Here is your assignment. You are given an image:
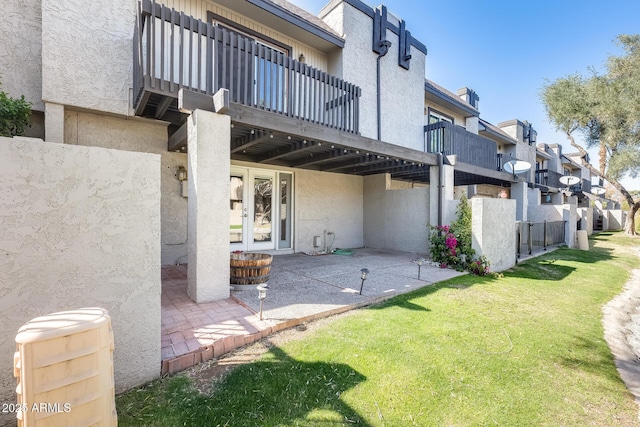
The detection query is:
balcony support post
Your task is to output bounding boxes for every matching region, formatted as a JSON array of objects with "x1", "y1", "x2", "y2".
[
  {"x1": 430, "y1": 153, "x2": 455, "y2": 228},
  {"x1": 187, "y1": 109, "x2": 231, "y2": 303}
]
